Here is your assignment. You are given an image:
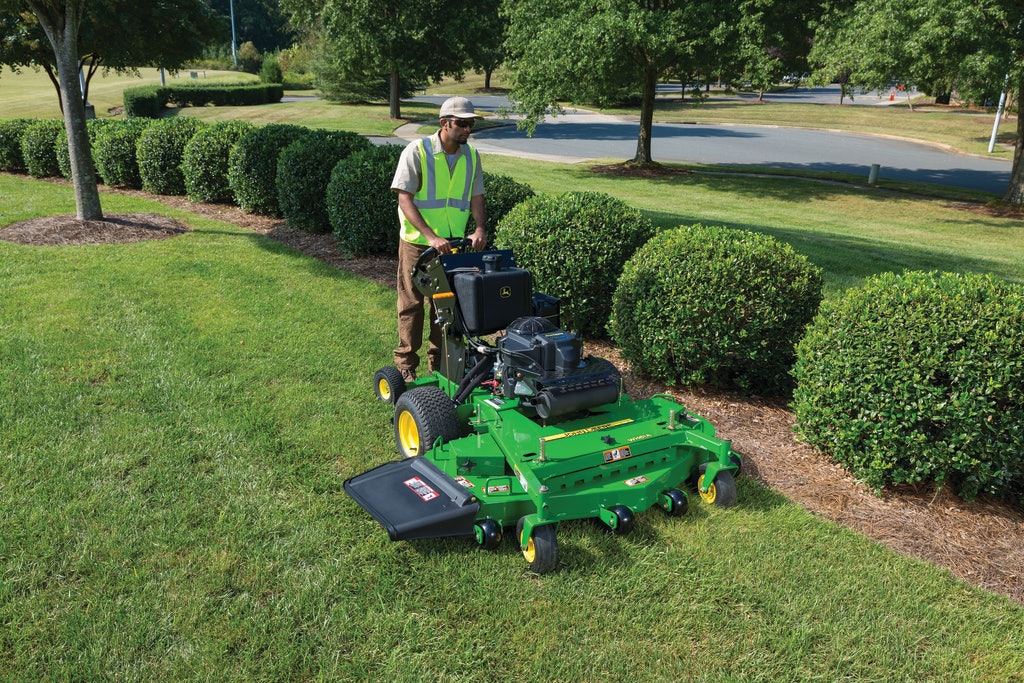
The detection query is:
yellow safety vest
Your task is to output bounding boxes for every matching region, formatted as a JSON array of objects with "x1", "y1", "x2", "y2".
[{"x1": 401, "y1": 137, "x2": 480, "y2": 245}]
